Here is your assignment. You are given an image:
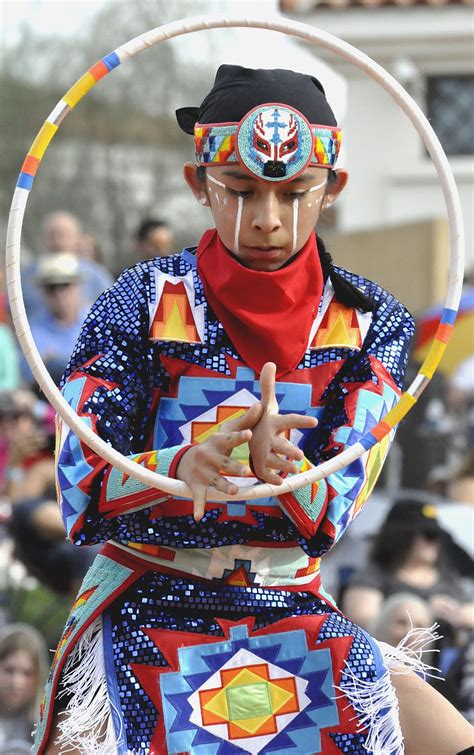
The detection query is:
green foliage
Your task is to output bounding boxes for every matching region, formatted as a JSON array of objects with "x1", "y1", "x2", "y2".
[{"x1": 7, "y1": 582, "x2": 71, "y2": 650}]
